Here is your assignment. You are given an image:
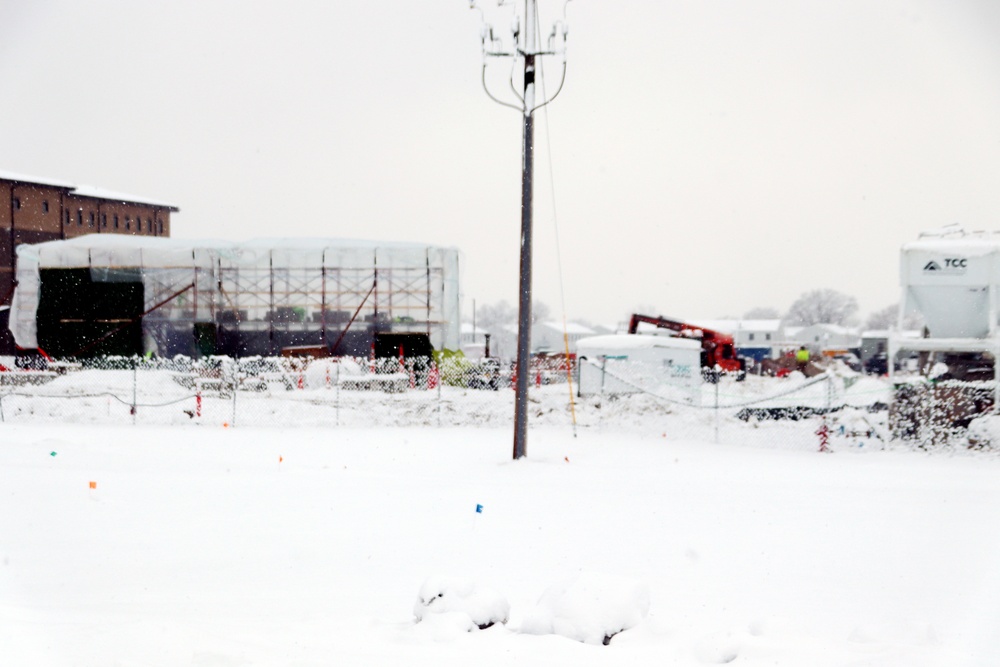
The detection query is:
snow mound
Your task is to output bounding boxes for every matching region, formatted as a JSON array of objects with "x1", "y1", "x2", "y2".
[
  {"x1": 843, "y1": 376, "x2": 892, "y2": 407},
  {"x1": 413, "y1": 576, "x2": 510, "y2": 630},
  {"x1": 520, "y1": 571, "x2": 651, "y2": 645},
  {"x1": 968, "y1": 415, "x2": 1000, "y2": 448},
  {"x1": 303, "y1": 358, "x2": 366, "y2": 388}
]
